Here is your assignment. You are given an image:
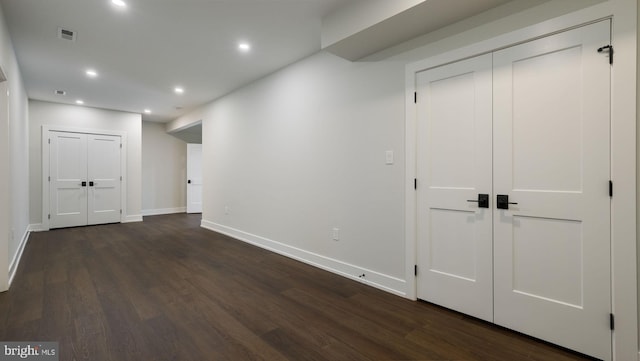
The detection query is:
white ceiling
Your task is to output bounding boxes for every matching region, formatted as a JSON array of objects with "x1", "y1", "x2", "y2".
[
  {"x1": 2, "y1": 0, "x2": 535, "y2": 124},
  {"x1": 1, "y1": 0, "x2": 349, "y2": 122}
]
